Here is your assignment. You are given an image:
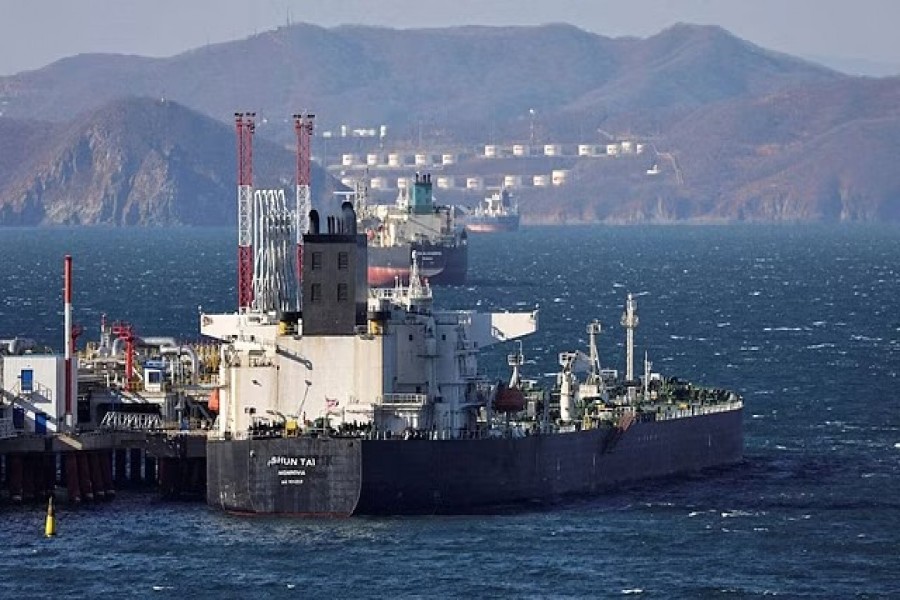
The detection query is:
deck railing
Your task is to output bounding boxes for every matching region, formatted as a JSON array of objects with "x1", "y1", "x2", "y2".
[{"x1": 0, "y1": 417, "x2": 15, "y2": 439}]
